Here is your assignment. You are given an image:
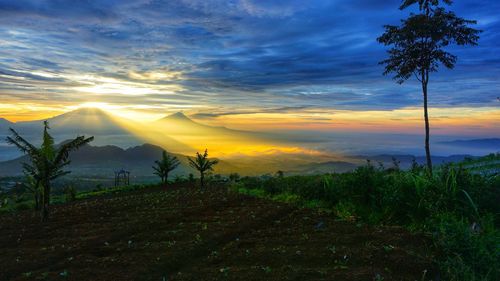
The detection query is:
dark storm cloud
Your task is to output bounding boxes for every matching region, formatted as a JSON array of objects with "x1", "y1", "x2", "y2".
[{"x1": 0, "y1": 0, "x2": 498, "y2": 111}]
